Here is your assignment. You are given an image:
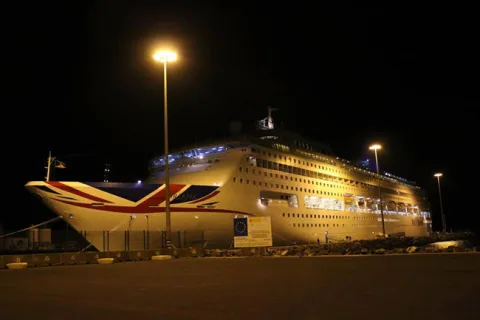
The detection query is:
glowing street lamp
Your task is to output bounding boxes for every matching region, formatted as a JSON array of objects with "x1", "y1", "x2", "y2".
[
  {"x1": 153, "y1": 49, "x2": 177, "y2": 249},
  {"x1": 434, "y1": 173, "x2": 446, "y2": 233},
  {"x1": 369, "y1": 144, "x2": 386, "y2": 238}
]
